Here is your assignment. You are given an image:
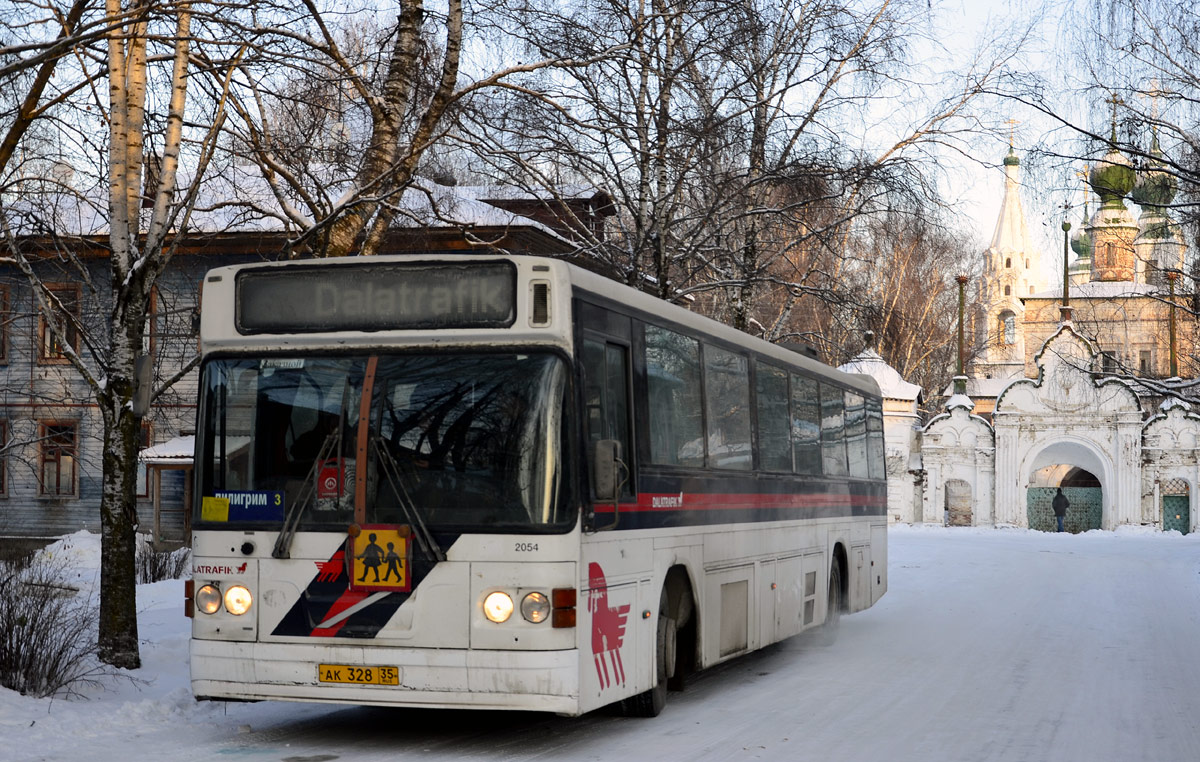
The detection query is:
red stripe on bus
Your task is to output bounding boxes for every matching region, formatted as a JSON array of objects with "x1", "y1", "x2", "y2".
[
  {"x1": 310, "y1": 588, "x2": 371, "y2": 637},
  {"x1": 596, "y1": 492, "x2": 887, "y2": 513}
]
